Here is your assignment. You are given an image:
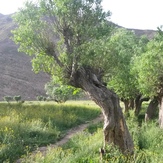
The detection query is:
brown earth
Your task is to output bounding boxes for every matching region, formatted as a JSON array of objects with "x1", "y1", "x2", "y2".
[
  {"x1": 0, "y1": 14, "x2": 50, "y2": 100},
  {"x1": 0, "y1": 13, "x2": 156, "y2": 100}
]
